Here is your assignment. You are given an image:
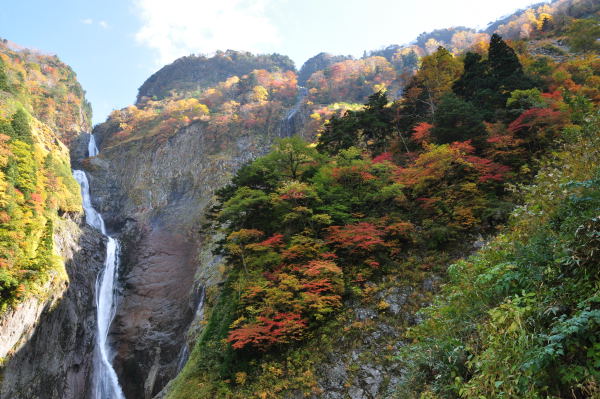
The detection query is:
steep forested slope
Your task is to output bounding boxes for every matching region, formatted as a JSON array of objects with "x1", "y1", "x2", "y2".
[
  {"x1": 159, "y1": 9, "x2": 600, "y2": 399},
  {"x1": 0, "y1": 39, "x2": 90, "y2": 312},
  {"x1": 396, "y1": 113, "x2": 600, "y2": 398}
]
